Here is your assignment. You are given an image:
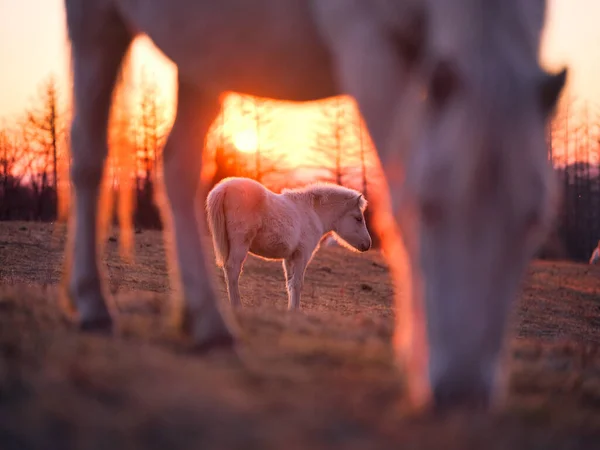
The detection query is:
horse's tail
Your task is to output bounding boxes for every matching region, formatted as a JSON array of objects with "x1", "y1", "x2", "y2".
[{"x1": 206, "y1": 185, "x2": 229, "y2": 267}]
